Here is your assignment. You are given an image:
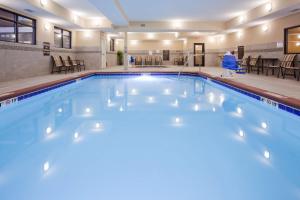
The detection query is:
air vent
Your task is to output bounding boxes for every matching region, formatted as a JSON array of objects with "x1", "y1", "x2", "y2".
[
  {"x1": 290, "y1": 8, "x2": 300, "y2": 13},
  {"x1": 24, "y1": 9, "x2": 34, "y2": 13},
  {"x1": 140, "y1": 24, "x2": 146, "y2": 27}
]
